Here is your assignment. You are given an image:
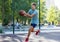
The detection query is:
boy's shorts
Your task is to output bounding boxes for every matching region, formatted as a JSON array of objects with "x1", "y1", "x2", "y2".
[{"x1": 31, "y1": 23, "x2": 37, "y2": 28}]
